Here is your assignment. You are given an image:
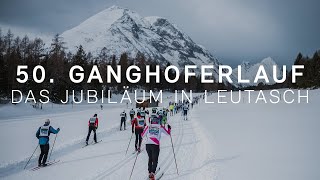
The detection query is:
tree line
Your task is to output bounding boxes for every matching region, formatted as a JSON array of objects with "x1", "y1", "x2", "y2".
[
  {"x1": 0, "y1": 30, "x2": 227, "y2": 103},
  {"x1": 287, "y1": 51, "x2": 320, "y2": 88},
  {"x1": 1, "y1": 29, "x2": 318, "y2": 103}
]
